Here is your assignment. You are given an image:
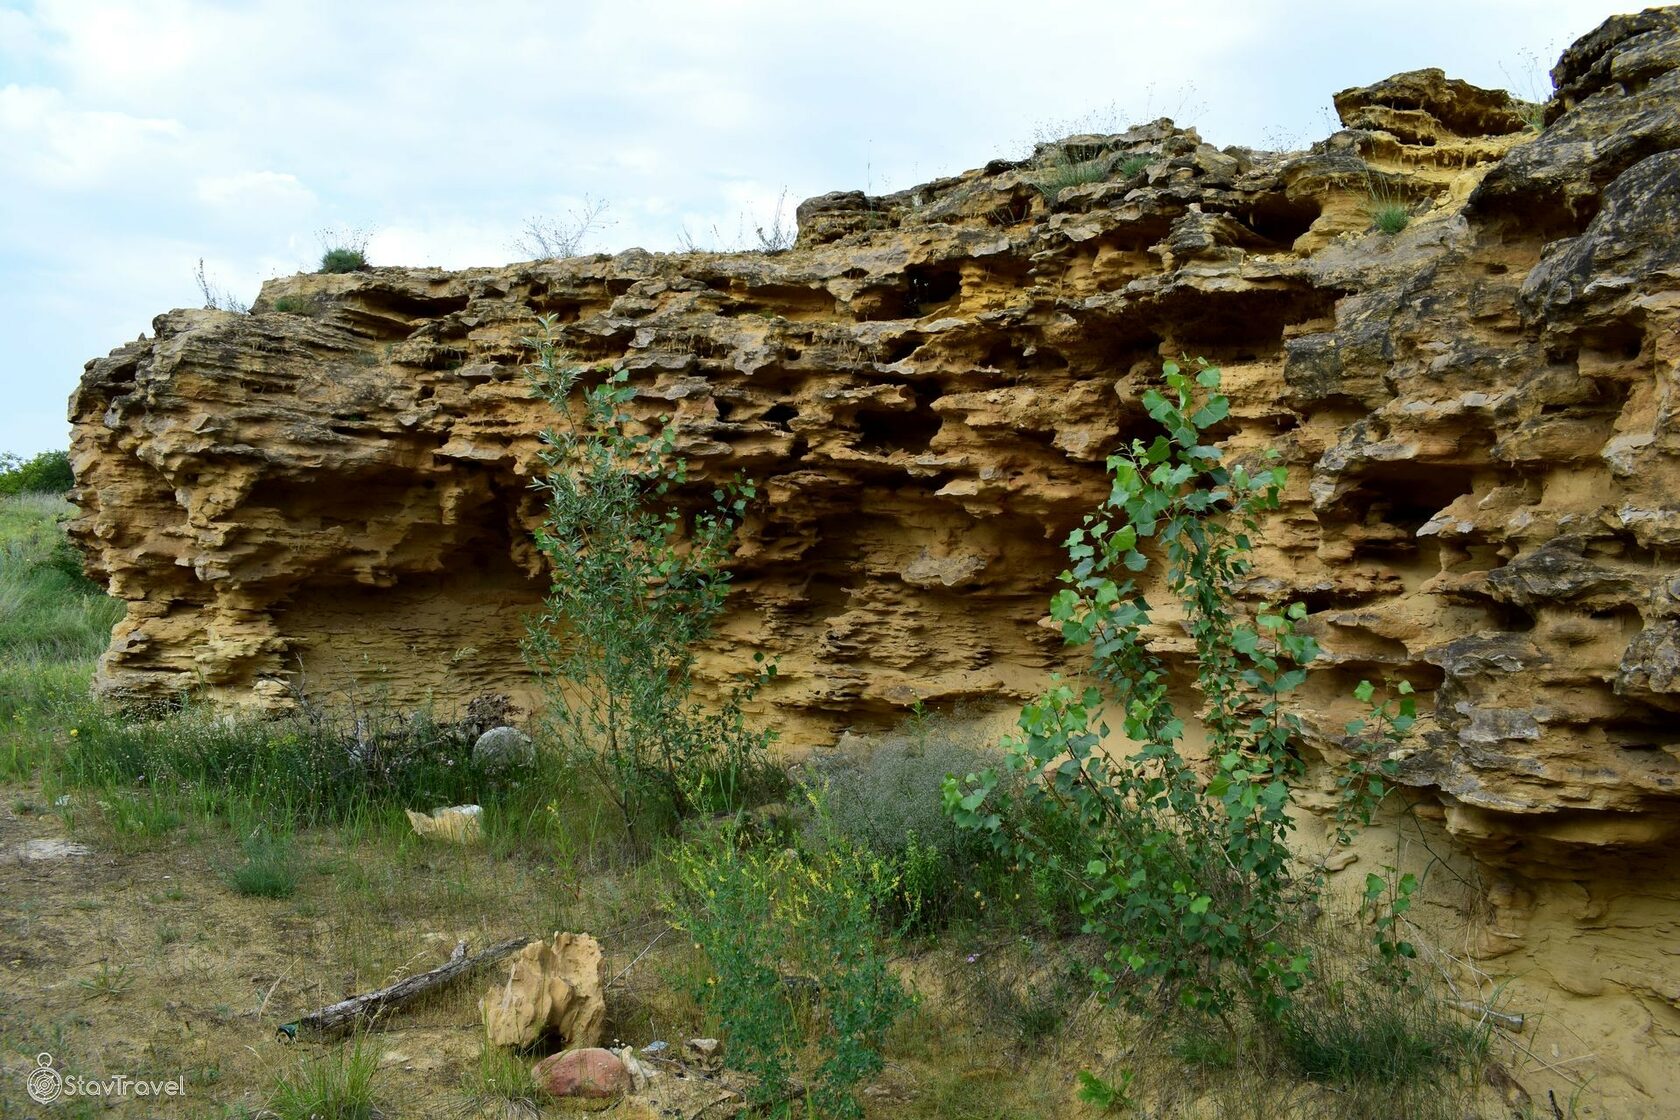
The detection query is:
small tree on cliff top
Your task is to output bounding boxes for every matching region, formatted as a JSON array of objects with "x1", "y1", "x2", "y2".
[
  {"x1": 945, "y1": 359, "x2": 1414, "y2": 1020},
  {"x1": 522, "y1": 316, "x2": 774, "y2": 843}
]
